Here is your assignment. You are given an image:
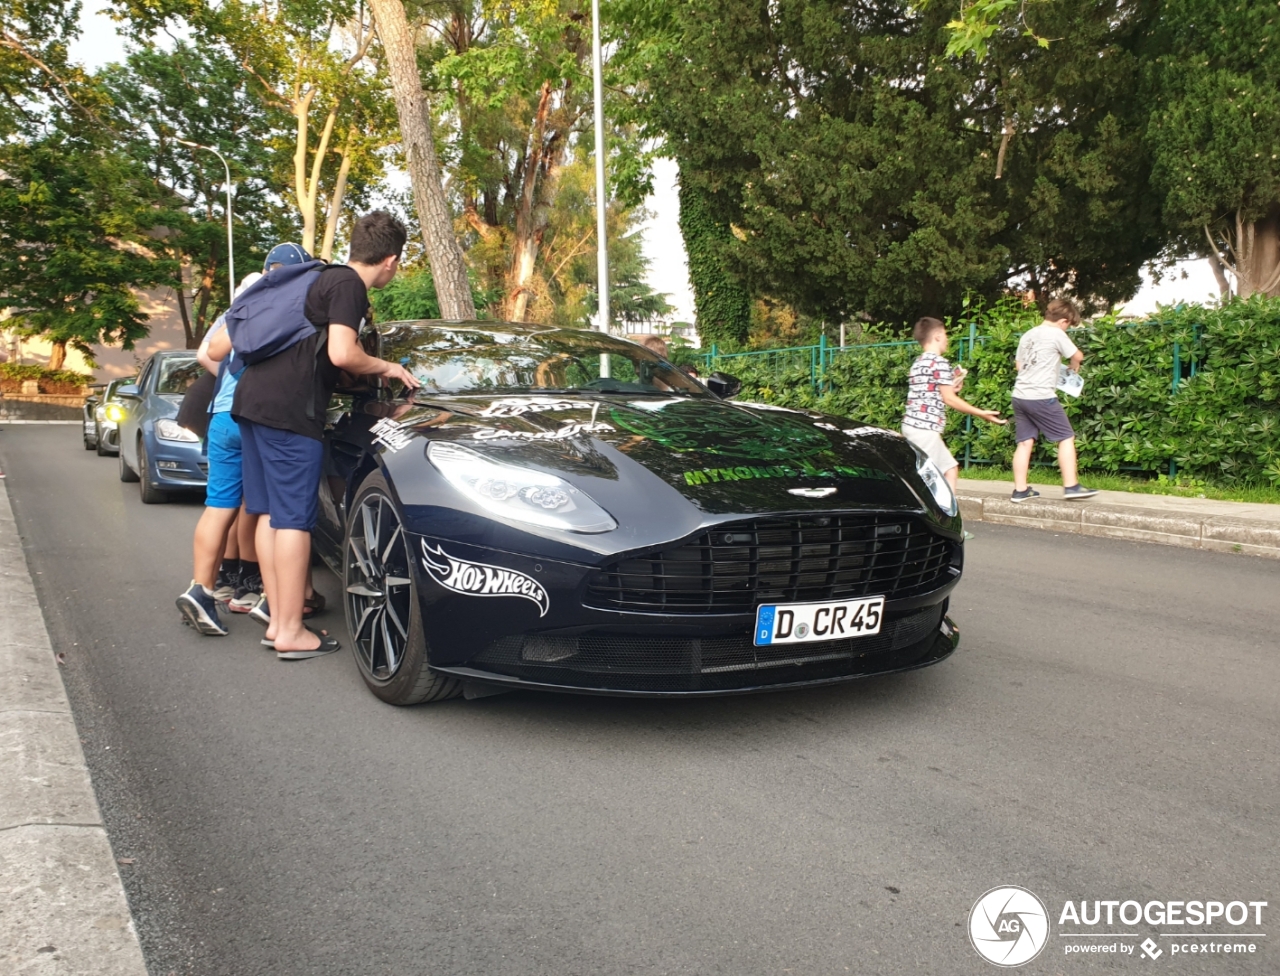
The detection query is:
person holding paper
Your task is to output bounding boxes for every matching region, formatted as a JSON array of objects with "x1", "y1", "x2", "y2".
[{"x1": 1010, "y1": 299, "x2": 1097, "y2": 502}]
